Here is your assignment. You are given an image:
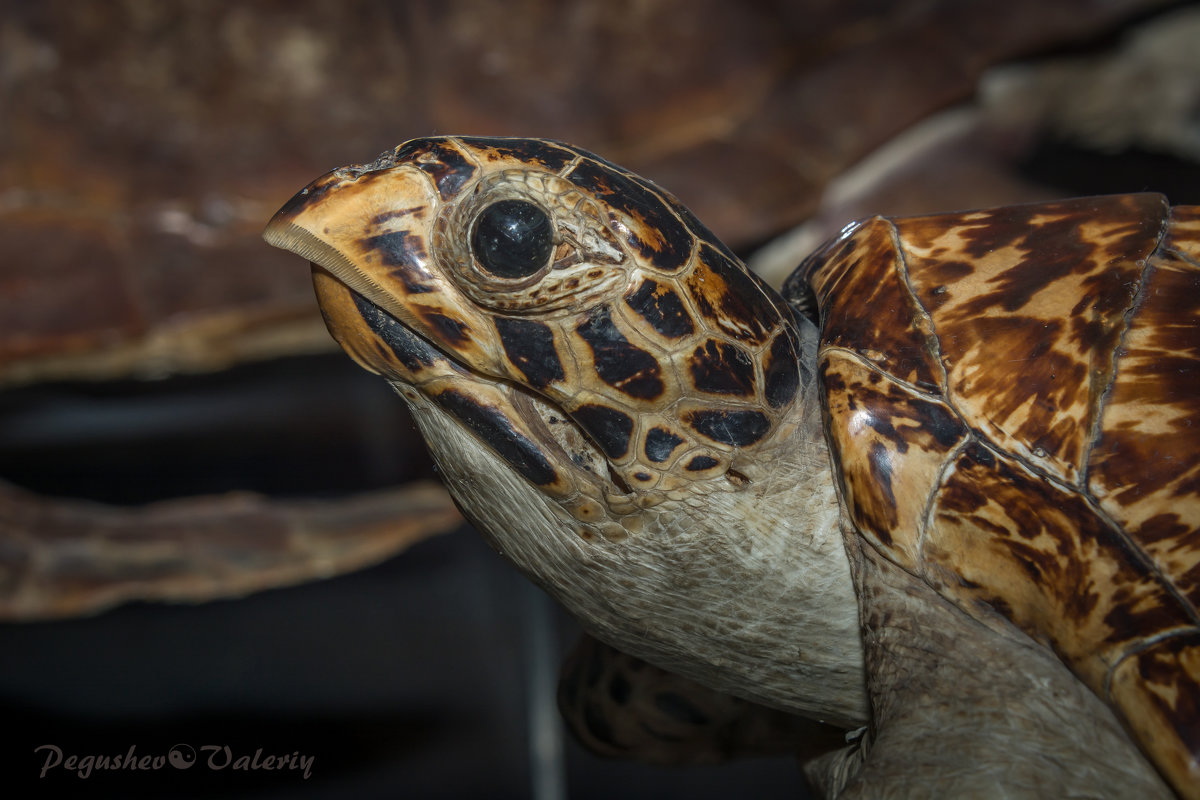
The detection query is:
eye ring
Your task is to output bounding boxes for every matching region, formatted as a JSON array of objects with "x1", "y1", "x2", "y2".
[{"x1": 471, "y1": 199, "x2": 554, "y2": 280}]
